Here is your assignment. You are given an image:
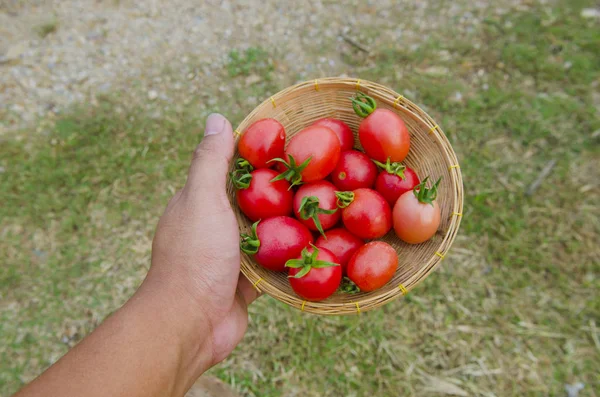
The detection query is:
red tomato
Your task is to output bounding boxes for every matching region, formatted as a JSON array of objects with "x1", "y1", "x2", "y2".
[
  {"x1": 393, "y1": 177, "x2": 442, "y2": 244},
  {"x1": 240, "y1": 217, "x2": 313, "y2": 272},
  {"x1": 238, "y1": 118, "x2": 285, "y2": 169},
  {"x1": 347, "y1": 241, "x2": 398, "y2": 291},
  {"x1": 287, "y1": 246, "x2": 342, "y2": 301},
  {"x1": 293, "y1": 181, "x2": 340, "y2": 236},
  {"x1": 272, "y1": 125, "x2": 341, "y2": 185},
  {"x1": 331, "y1": 150, "x2": 378, "y2": 191},
  {"x1": 315, "y1": 228, "x2": 364, "y2": 273},
  {"x1": 336, "y1": 188, "x2": 392, "y2": 240},
  {"x1": 373, "y1": 159, "x2": 420, "y2": 206},
  {"x1": 236, "y1": 168, "x2": 293, "y2": 221},
  {"x1": 312, "y1": 118, "x2": 354, "y2": 152},
  {"x1": 352, "y1": 93, "x2": 410, "y2": 162}
]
